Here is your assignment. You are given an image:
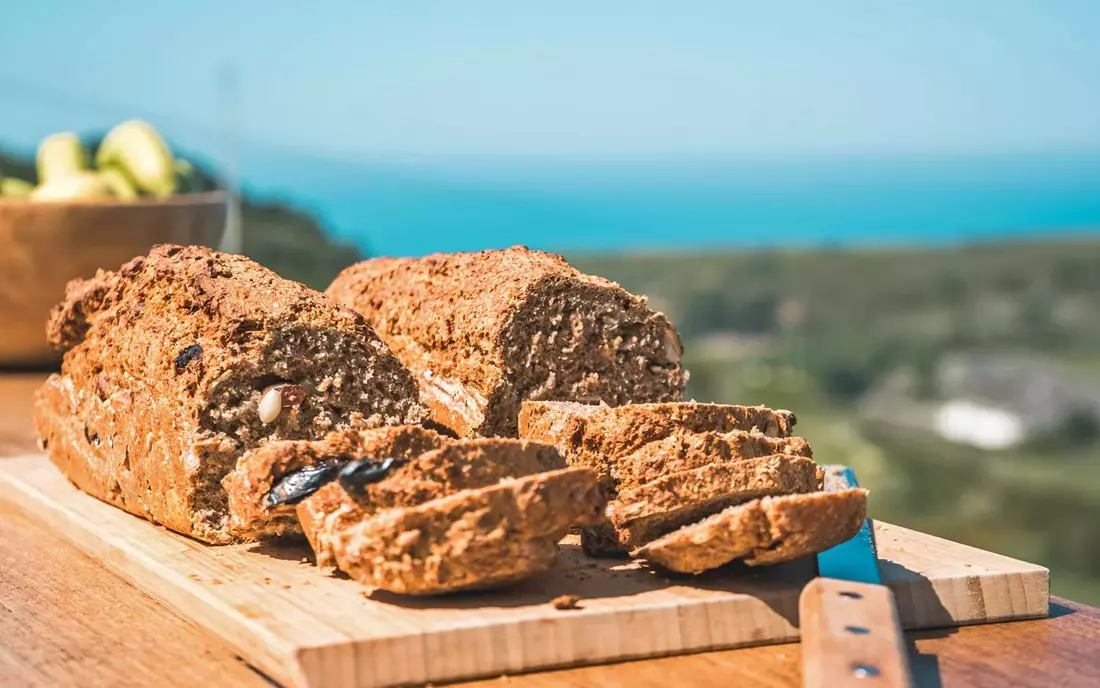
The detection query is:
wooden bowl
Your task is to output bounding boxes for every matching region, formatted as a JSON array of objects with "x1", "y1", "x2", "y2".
[{"x1": 0, "y1": 192, "x2": 226, "y2": 366}]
